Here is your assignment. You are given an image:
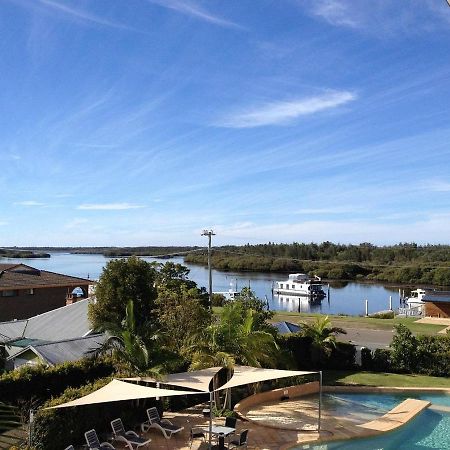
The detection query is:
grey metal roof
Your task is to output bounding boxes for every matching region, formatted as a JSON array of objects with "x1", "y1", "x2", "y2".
[
  {"x1": 0, "y1": 298, "x2": 93, "y2": 343},
  {"x1": 0, "y1": 319, "x2": 27, "y2": 342},
  {"x1": 9, "y1": 334, "x2": 106, "y2": 366},
  {"x1": 272, "y1": 321, "x2": 301, "y2": 334},
  {"x1": 23, "y1": 298, "x2": 93, "y2": 340},
  {"x1": 422, "y1": 291, "x2": 450, "y2": 303}
]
